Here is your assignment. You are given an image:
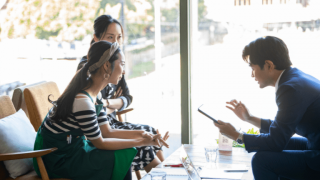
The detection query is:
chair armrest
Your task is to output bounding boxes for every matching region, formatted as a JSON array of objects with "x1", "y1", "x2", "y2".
[
  {"x1": 116, "y1": 108, "x2": 134, "y2": 116},
  {"x1": 0, "y1": 148, "x2": 57, "y2": 161}
]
